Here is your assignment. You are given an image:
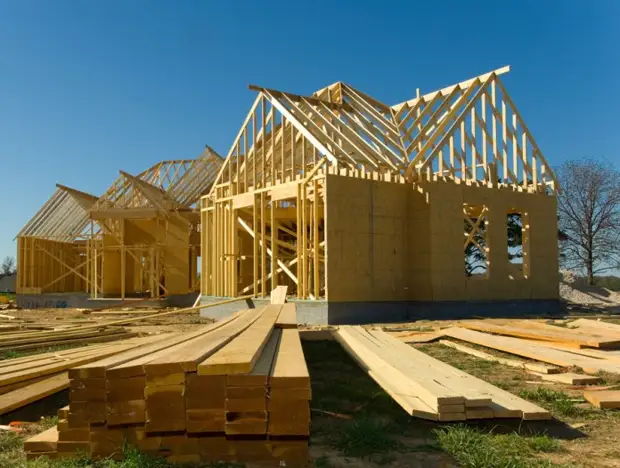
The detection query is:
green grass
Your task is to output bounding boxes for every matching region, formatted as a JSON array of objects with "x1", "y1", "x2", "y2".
[
  {"x1": 0, "y1": 292, "x2": 15, "y2": 302},
  {"x1": 518, "y1": 388, "x2": 593, "y2": 418},
  {"x1": 328, "y1": 418, "x2": 402, "y2": 458},
  {"x1": 435, "y1": 425, "x2": 566, "y2": 468}
]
